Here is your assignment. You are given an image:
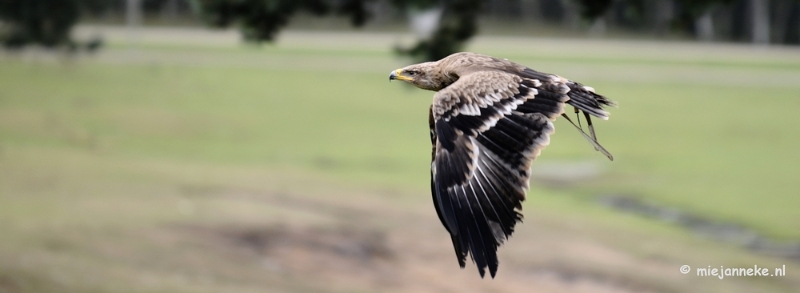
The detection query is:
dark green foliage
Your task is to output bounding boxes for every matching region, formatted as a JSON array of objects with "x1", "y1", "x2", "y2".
[
  {"x1": 612, "y1": 0, "x2": 646, "y2": 29},
  {"x1": 192, "y1": 0, "x2": 742, "y2": 61},
  {"x1": 540, "y1": 0, "x2": 565, "y2": 23},
  {"x1": 572, "y1": 0, "x2": 740, "y2": 37},
  {"x1": 676, "y1": 0, "x2": 734, "y2": 17},
  {"x1": 0, "y1": 0, "x2": 106, "y2": 50},
  {"x1": 5, "y1": 0, "x2": 790, "y2": 54},
  {"x1": 786, "y1": 2, "x2": 800, "y2": 44},
  {"x1": 1, "y1": 0, "x2": 75, "y2": 49},
  {"x1": 338, "y1": 0, "x2": 372, "y2": 26},
  {"x1": 193, "y1": 0, "x2": 371, "y2": 42},
  {"x1": 388, "y1": 0, "x2": 440, "y2": 10},
  {"x1": 572, "y1": 0, "x2": 614, "y2": 19},
  {"x1": 194, "y1": 0, "x2": 482, "y2": 61},
  {"x1": 573, "y1": 0, "x2": 733, "y2": 21}
]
